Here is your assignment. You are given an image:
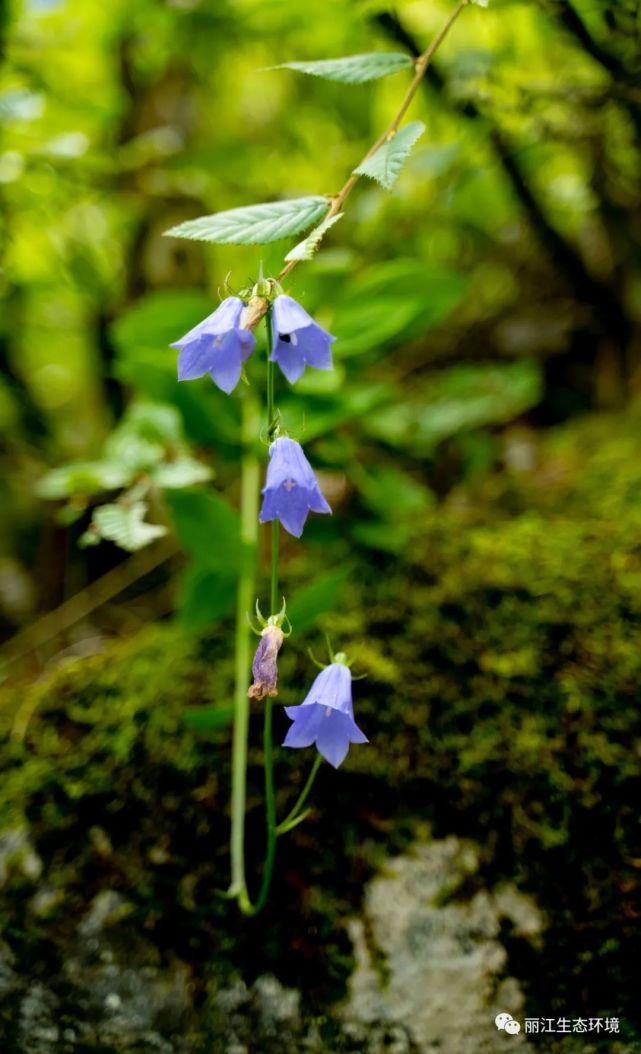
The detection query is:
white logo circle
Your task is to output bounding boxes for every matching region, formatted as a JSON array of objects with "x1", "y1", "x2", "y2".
[
  {"x1": 505, "y1": 1019, "x2": 521, "y2": 1035},
  {"x1": 495, "y1": 1013, "x2": 513, "y2": 1030}
]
